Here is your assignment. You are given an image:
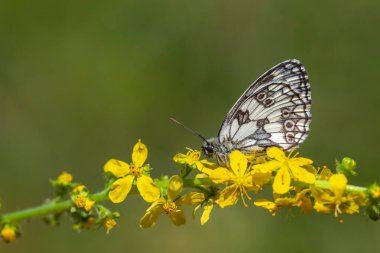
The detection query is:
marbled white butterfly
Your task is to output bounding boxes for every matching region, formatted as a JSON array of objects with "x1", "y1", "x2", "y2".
[
  {"x1": 202, "y1": 59, "x2": 311, "y2": 164},
  {"x1": 173, "y1": 59, "x2": 311, "y2": 164}
]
